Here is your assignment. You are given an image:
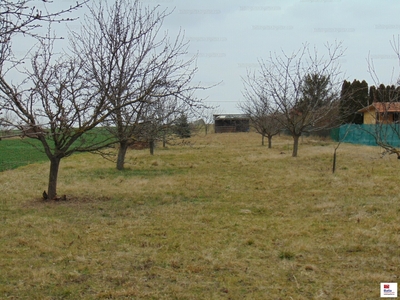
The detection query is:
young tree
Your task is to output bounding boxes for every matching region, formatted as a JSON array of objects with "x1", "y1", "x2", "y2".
[
  {"x1": 255, "y1": 113, "x2": 282, "y2": 148},
  {"x1": 174, "y1": 113, "x2": 191, "y2": 139},
  {"x1": 199, "y1": 107, "x2": 221, "y2": 135},
  {"x1": 240, "y1": 79, "x2": 282, "y2": 147},
  {"x1": 71, "y1": 0, "x2": 204, "y2": 170},
  {"x1": 139, "y1": 95, "x2": 189, "y2": 154},
  {"x1": 251, "y1": 43, "x2": 344, "y2": 157}
]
